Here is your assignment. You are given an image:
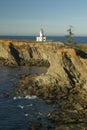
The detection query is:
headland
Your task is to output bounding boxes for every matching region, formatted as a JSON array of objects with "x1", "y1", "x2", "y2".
[{"x1": 0, "y1": 39, "x2": 87, "y2": 128}]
